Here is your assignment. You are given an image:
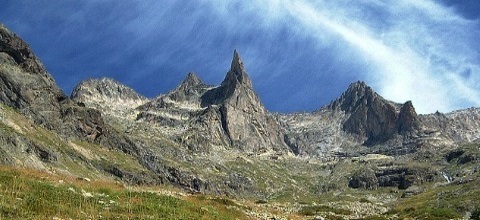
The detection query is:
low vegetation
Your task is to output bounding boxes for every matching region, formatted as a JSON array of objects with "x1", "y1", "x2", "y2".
[{"x1": 0, "y1": 166, "x2": 249, "y2": 219}]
